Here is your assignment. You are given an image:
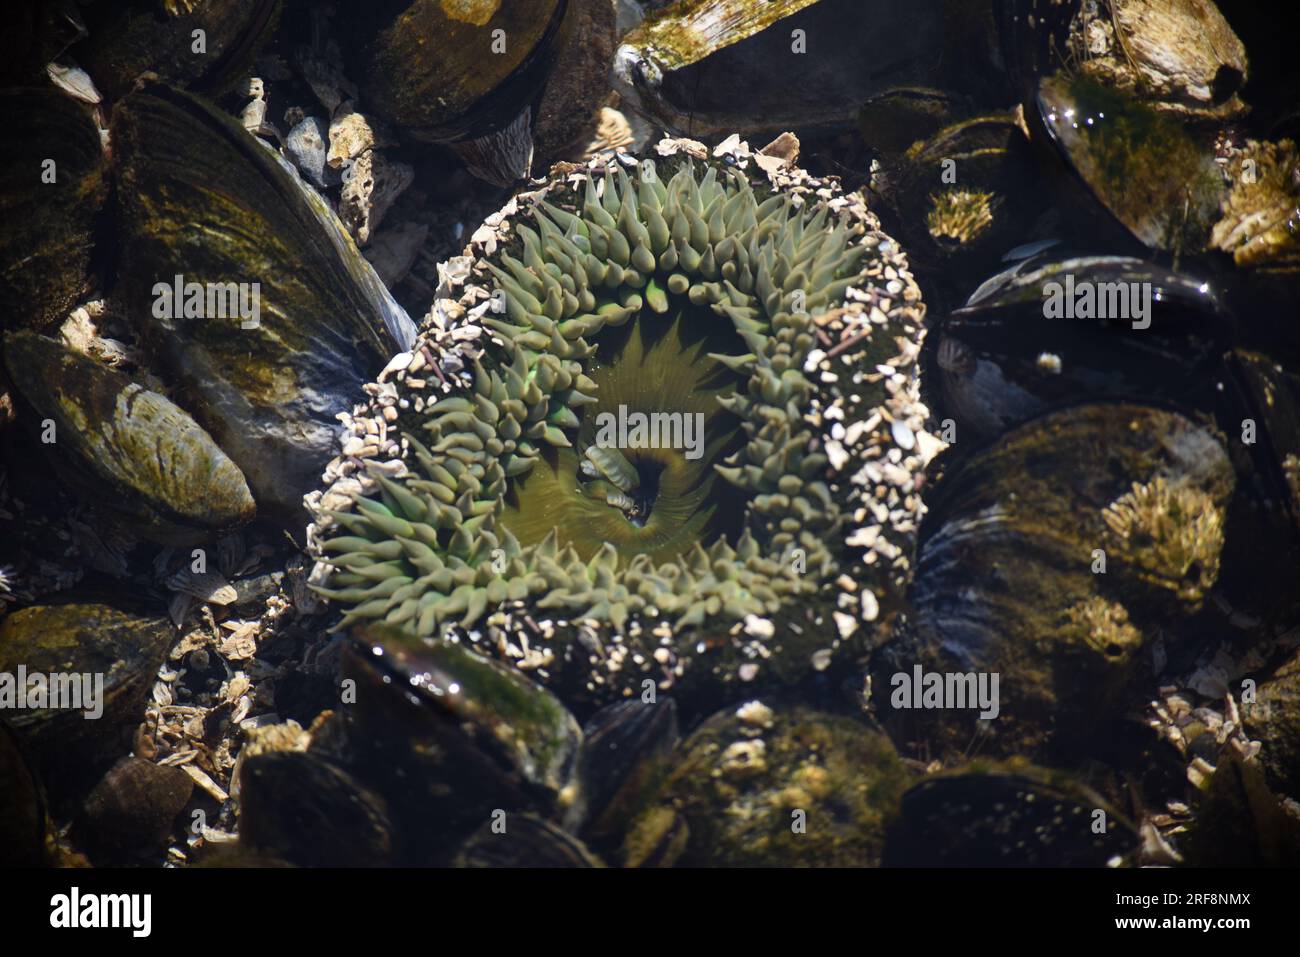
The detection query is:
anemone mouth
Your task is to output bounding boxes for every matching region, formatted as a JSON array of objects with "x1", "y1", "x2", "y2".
[
  {"x1": 311, "y1": 140, "x2": 932, "y2": 699},
  {"x1": 502, "y1": 307, "x2": 748, "y2": 564}
]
